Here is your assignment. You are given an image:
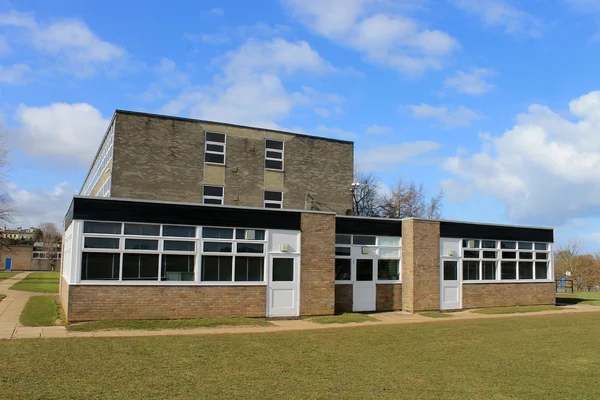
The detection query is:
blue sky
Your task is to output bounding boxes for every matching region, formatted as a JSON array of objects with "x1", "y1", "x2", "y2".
[{"x1": 1, "y1": 0, "x2": 600, "y2": 251}]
